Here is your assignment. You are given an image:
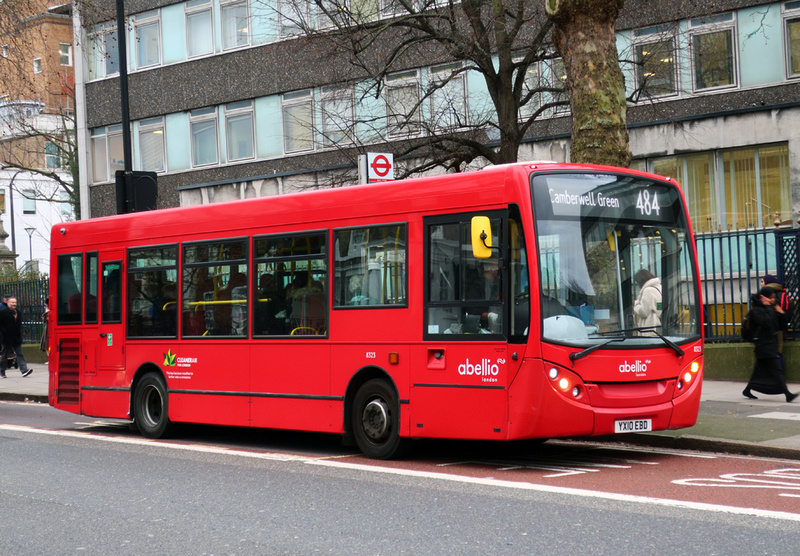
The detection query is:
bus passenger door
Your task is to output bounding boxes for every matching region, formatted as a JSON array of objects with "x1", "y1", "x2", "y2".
[
  {"x1": 96, "y1": 254, "x2": 125, "y2": 376},
  {"x1": 415, "y1": 210, "x2": 529, "y2": 439}
]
